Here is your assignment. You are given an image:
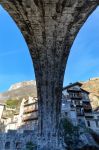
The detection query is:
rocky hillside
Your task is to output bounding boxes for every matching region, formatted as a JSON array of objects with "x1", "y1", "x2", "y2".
[
  {"x1": 0, "y1": 80, "x2": 37, "y2": 102},
  {"x1": 8, "y1": 80, "x2": 36, "y2": 91},
  {"x1": 0, "y1": 80, "x2": 37, "y2": 117},
  {"x1": 82, "y1": 77, "x2": 99, "y2": 111}
]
